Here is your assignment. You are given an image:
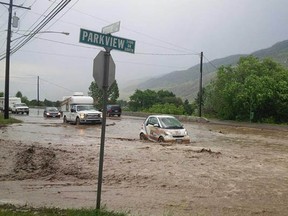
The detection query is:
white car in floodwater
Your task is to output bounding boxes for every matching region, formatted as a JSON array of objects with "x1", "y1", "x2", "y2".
[{"x1": 140, "y1": 115, "x2": 190, "y2": 144}]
